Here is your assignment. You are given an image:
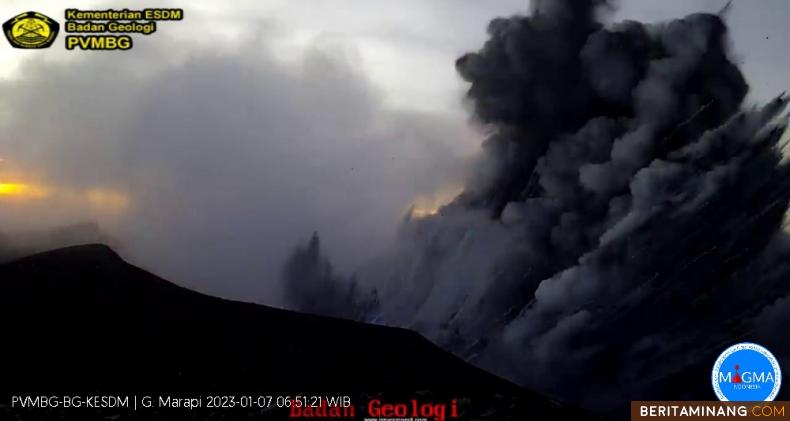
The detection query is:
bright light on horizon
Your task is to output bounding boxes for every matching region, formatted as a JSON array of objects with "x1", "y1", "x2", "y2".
[
  {"x1": 0, "y1": 182, "x2": 49, "y2": 198},
  {"x1": 409, "y1": 185, "x2": 463, "y2": 218}
]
